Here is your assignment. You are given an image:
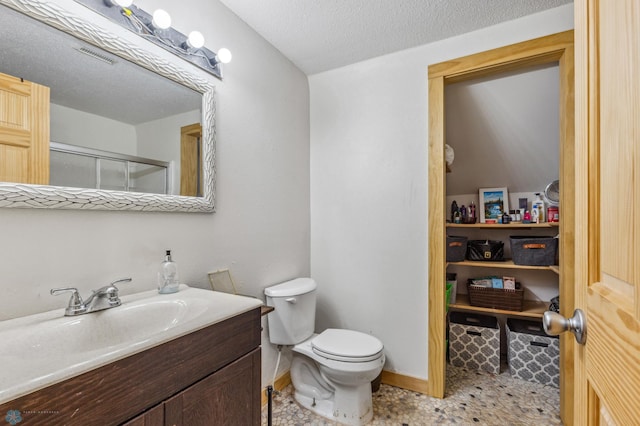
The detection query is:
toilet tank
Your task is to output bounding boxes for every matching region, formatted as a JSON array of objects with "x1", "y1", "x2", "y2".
[{"x1": 264, "y1": 278, "x2": 317, "y2": 345}]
